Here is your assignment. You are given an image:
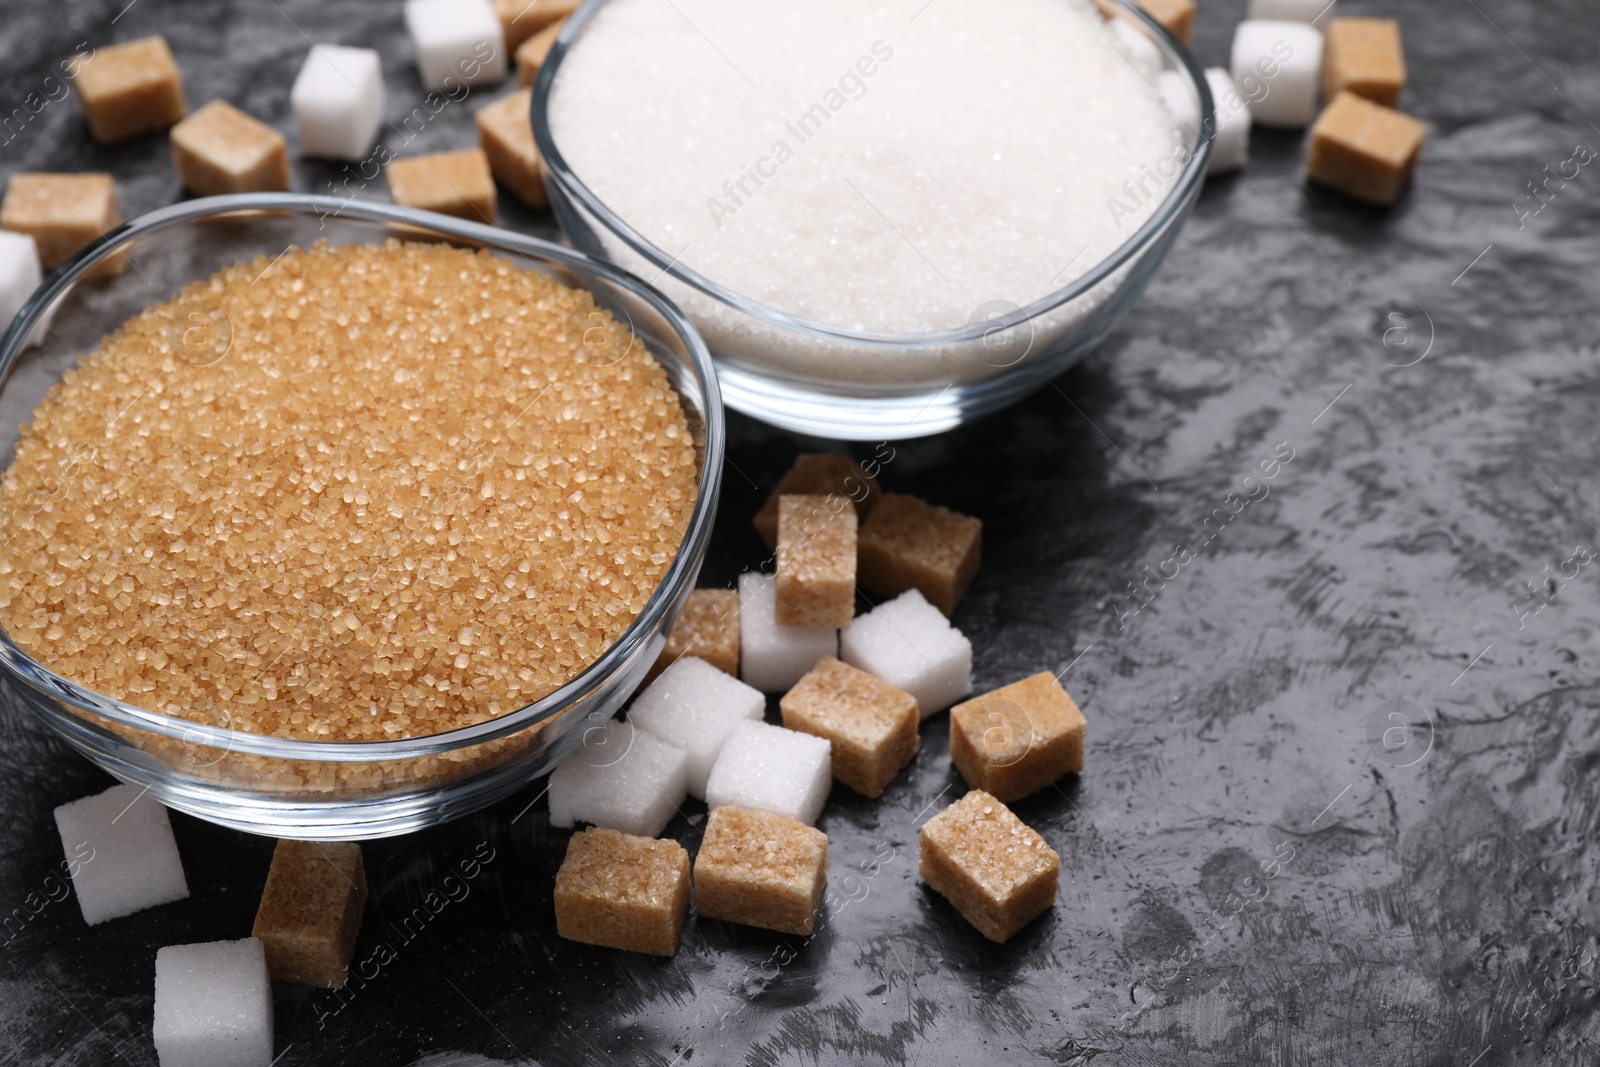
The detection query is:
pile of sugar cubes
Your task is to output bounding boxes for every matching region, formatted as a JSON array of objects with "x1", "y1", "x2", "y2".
[
  {"x1": 51, "y1": 782, "x2": 368, "y2": 1065},
  {"x1": 1, "y1": 0, "x2": 575, "y2": 344},
  {"x1": 547, "y1": 452, "x2": 1090, "y2": 953},
  {"x1": 1129, "y1": 0, "x2": 1423, "y2": 204}
]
